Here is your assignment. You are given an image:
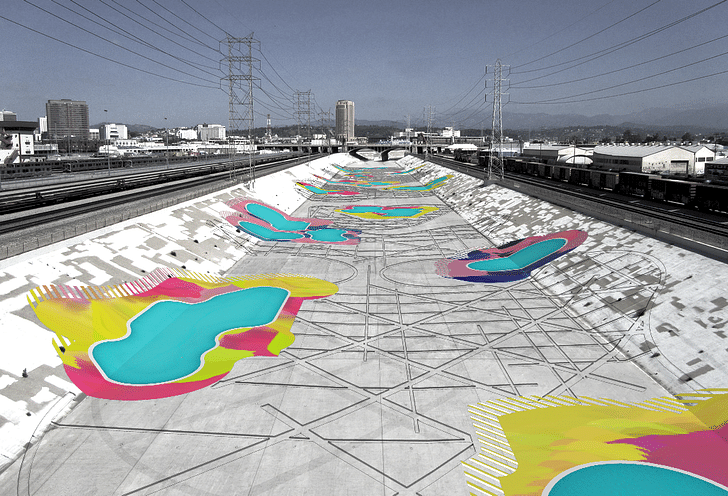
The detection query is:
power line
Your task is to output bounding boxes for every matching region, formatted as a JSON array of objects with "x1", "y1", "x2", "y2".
[
  {"x1": 55, "y1": 0, "x2": 222, "y2": 75},
  {"x1": 503, "y1": 0, "x2": 618, "y2": 61},
  {"x1": 511, "y1": 0, "x2": 661, "y2": 71},
  {"x1": 511, "y1": 68, "x2": 728, "y2": 105},
  {"x1": 178, "y1": 0, "x2": 230, "y2": 38},
  {"x1": 0, "y1": 14, "x2": 220, "y2": 89},
  {"x1": 106, "y1": 0, "x2": 220, "y2": 54},
  {"x1": 511, "y1": 32, "x2": 728, "y2": 90},
  {"x1": 23, "y1": 0, "x2": 220, "y2": 85},
  {"x1": 510, "y1": 0, "x2": 728, "y2": 81}
]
